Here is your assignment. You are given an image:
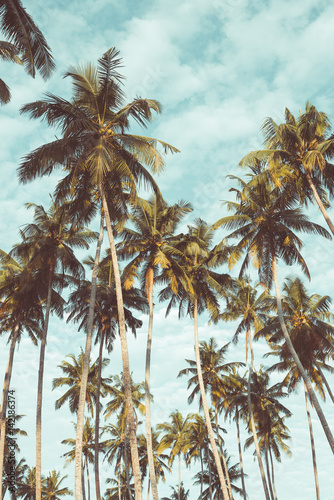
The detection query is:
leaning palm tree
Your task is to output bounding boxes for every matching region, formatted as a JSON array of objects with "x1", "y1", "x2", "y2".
[
  {"x1": 18, "y1": 48, "x2": 178, "y2": 500},
  {"x1": 159, "y1": 219, "x2": 232, "y2": 500},
  {"x1": 157, "y1": 411, "x2": 193, "y2": 500},
  {"x1": 213, "y1": 162, "x2": 334, "y2": 456},
  {"x1": 240, "y1": 103, "x2": 334, "y2": 235},
  {"x1": 0, "y1": 0, "x2": 55, "y2": 103},
  {"x1": 10, "y1": 200, "x2": 95, "y2": 500},
  {"x1": 41, "y1": 470, "x2": 72, "y2": 500},
  {"x1": 117, "y1": 195, "x2": 192, "y2": 500}
]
